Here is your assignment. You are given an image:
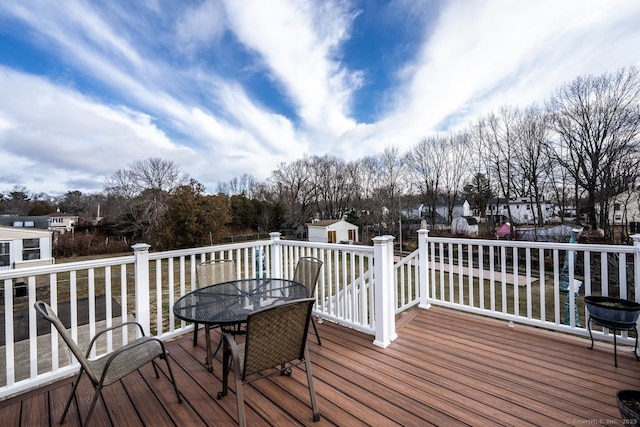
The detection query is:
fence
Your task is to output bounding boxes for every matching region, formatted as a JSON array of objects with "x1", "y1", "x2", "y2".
[{"x1": 1, "y1": 229, "x2": 639, "y2": 400}]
